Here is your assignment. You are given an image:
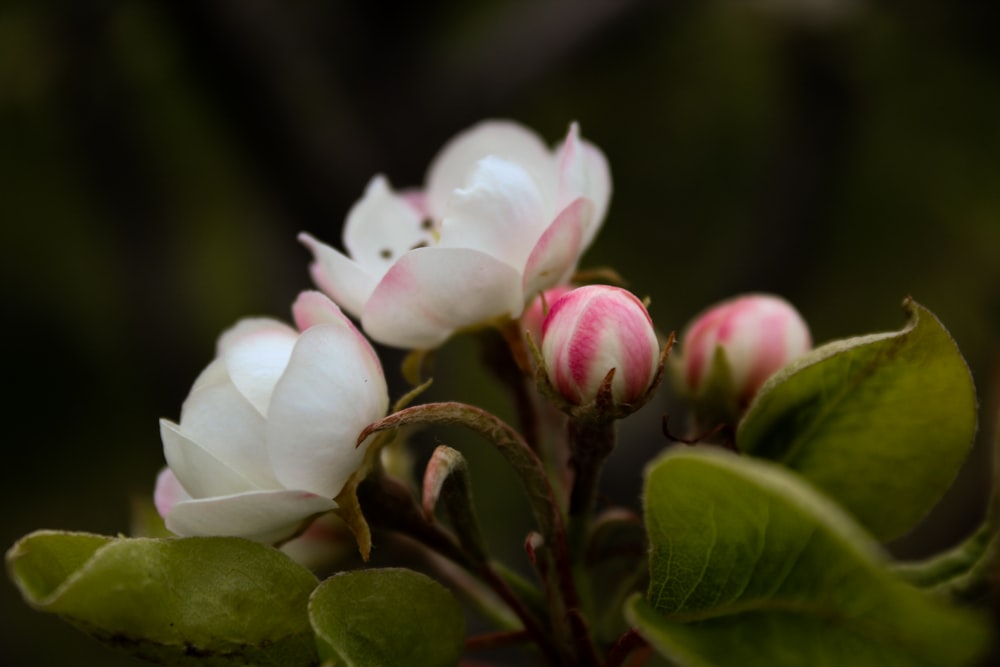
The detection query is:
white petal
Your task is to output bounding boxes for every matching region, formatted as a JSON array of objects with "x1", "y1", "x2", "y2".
[
  {"x1": 438, "y1": 157, "x2": 549, "y2": 269},
  {"x1": 522, "y1": 197, "x2": 590, "y2": 300},
  {"x1": 179, "y1": 381, "x2": 278, "y2": 488},
  {"x1": 298, "y1": 232, "x2": 378, "y2": 319},
  {"x1": 161, "y1": 419, "x2": 262, "y2": 498},
  {"x1": 425, "y1": 120, "x2": 556, "y2": 219},
  {"x1": 362, "y1": 247, "x2": 524, "y2": 349},
  {"x1": 189, "y1": 357, "x2": 229, "y2": 394},
  {"x1": 216, "y1": 317, "x2": 297, "y2": 355},
  {"x1": 292, "y1": 290, "x2": 350, "y2": 331},
  {"x1": 164, "y1": 490, "x2": 337, "y2": 544},
  {"x1": 343, "y1": 175, "x2": 436, "y2": 277},
  {"x1": 219, "y1": 322, "x2": 298, "y2": 417},
  {"x1": 554, "y1": 122, "x2": 612, "y2": 249},
  {"x1": 266, "y1": 322, "x2": 388, "y2": 498},
  {"x1": 153, "y1": 467, "x2": 190, "y2": 519}
]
